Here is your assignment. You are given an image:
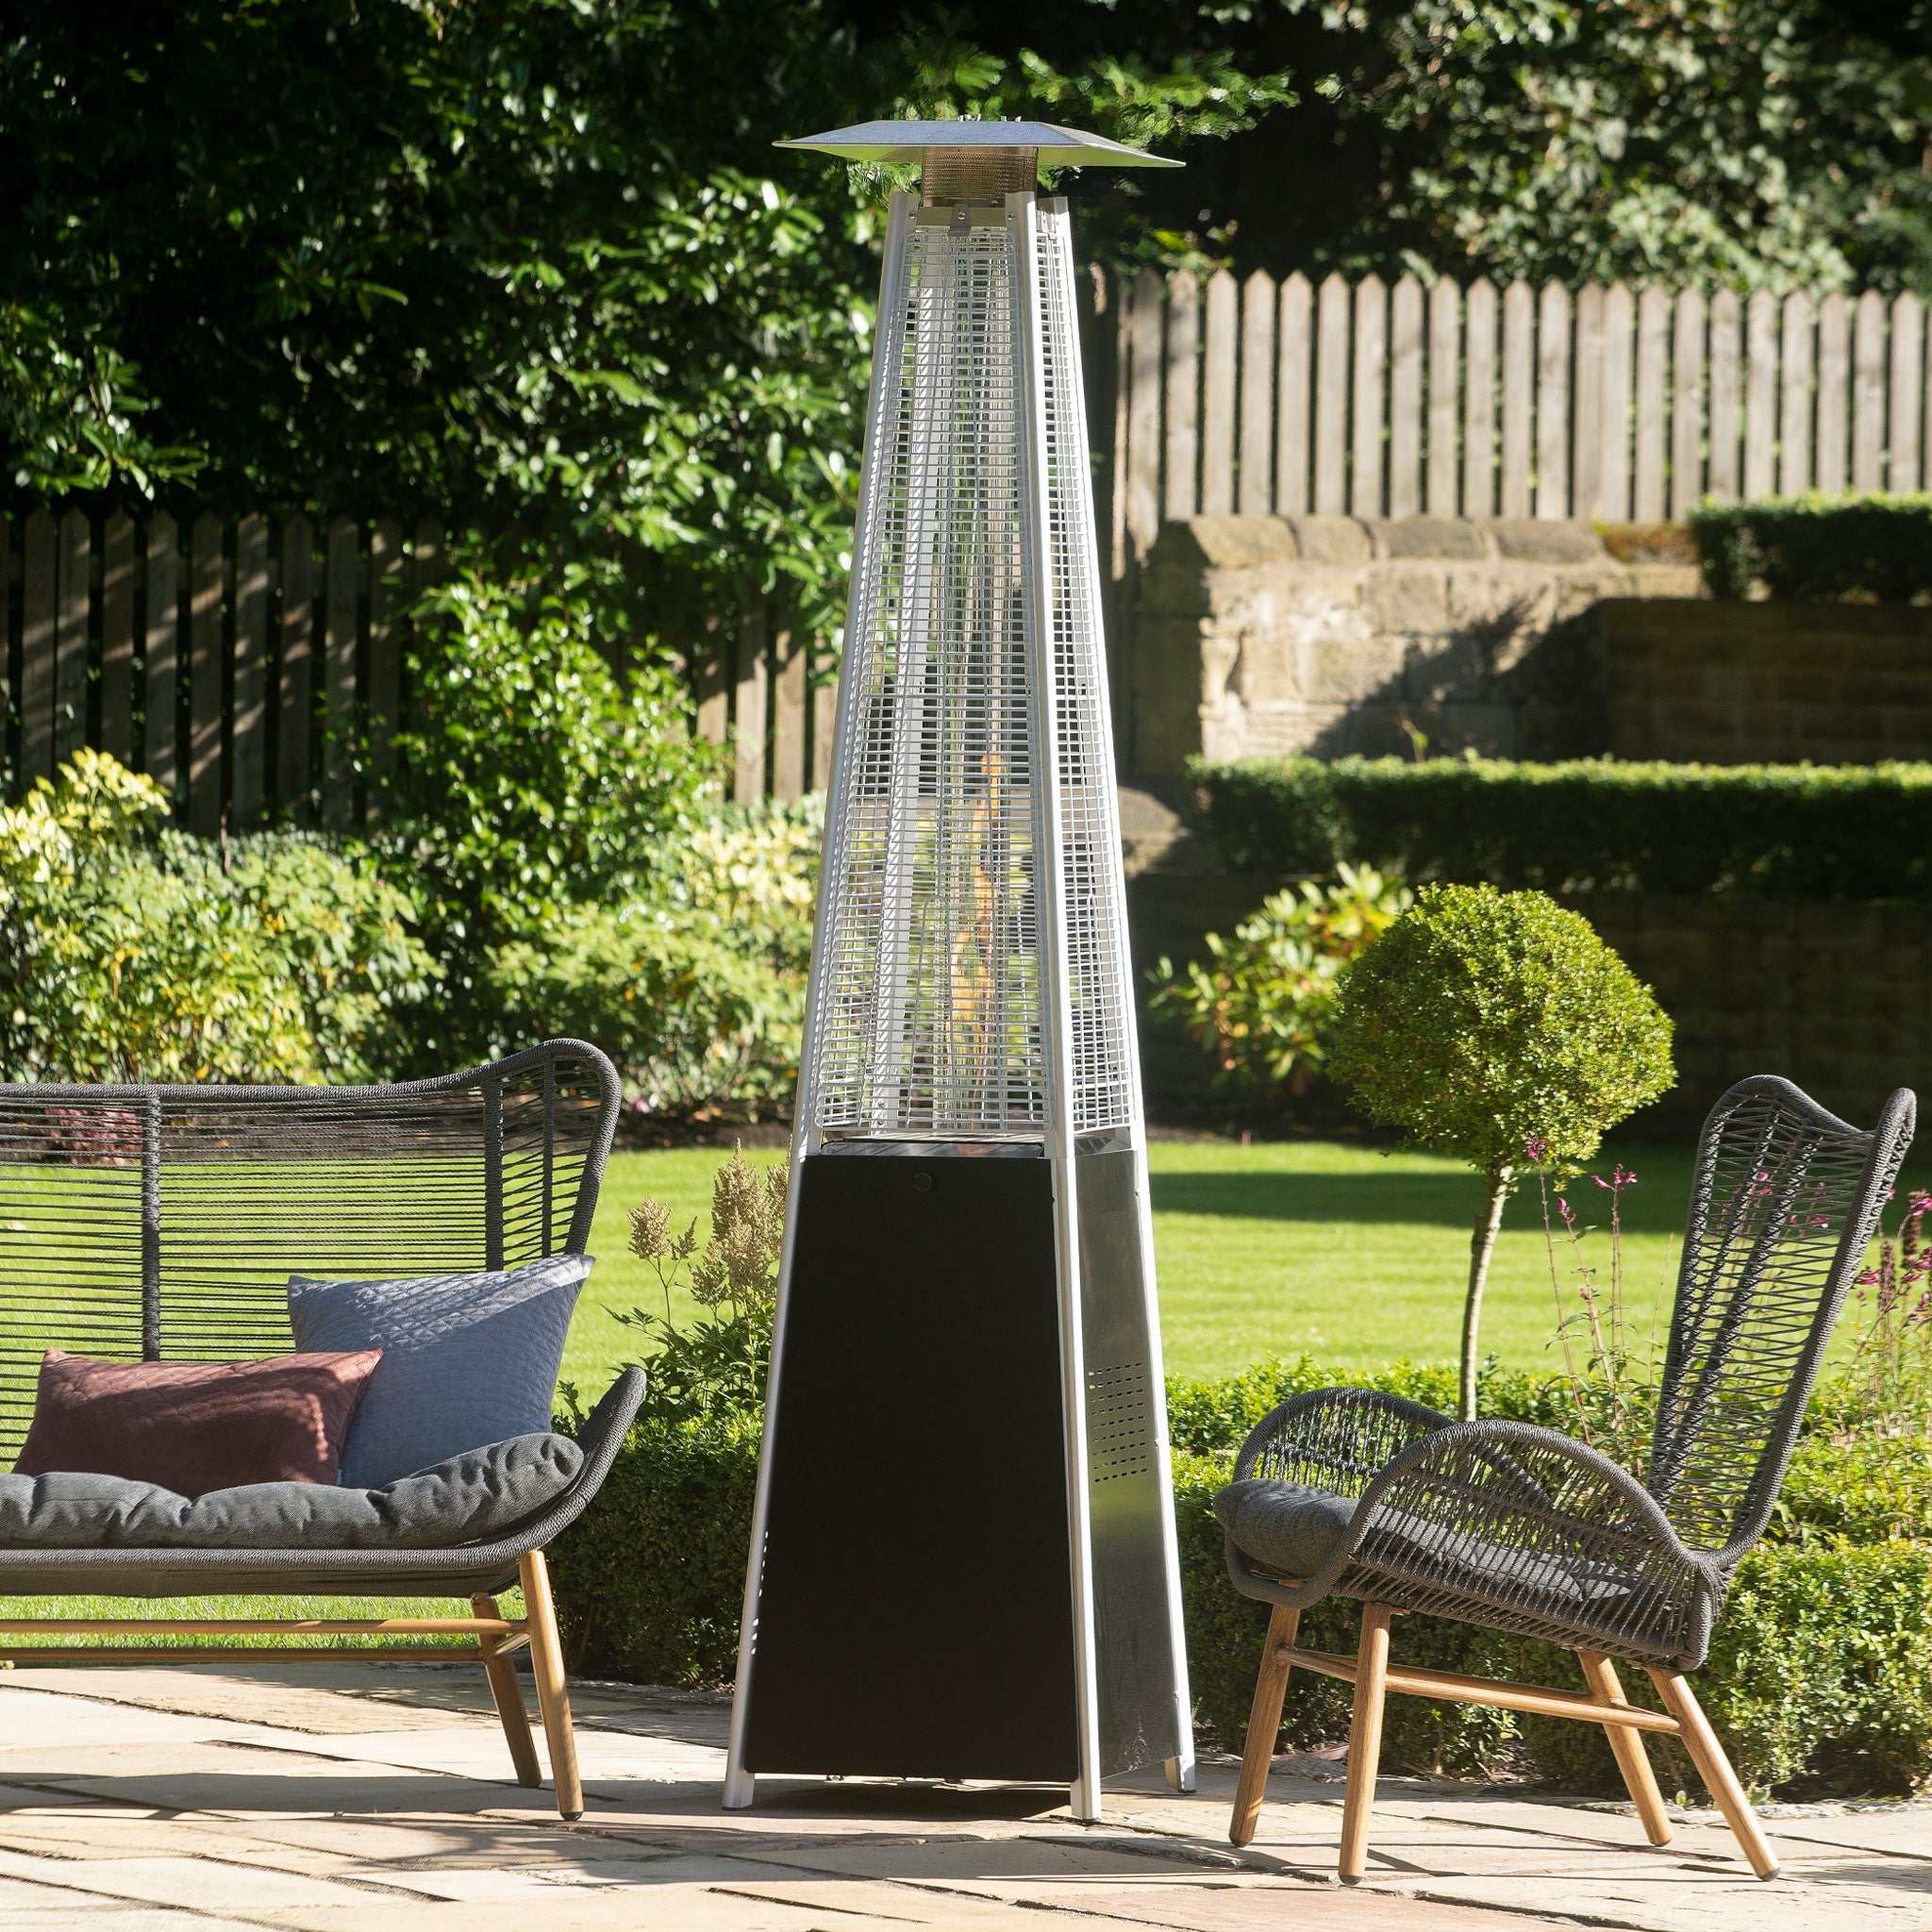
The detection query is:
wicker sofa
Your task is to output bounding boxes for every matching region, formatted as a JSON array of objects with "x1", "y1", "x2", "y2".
[{"x1": 0, "y1": 1040, "x2": 644, "y2": 1819}]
